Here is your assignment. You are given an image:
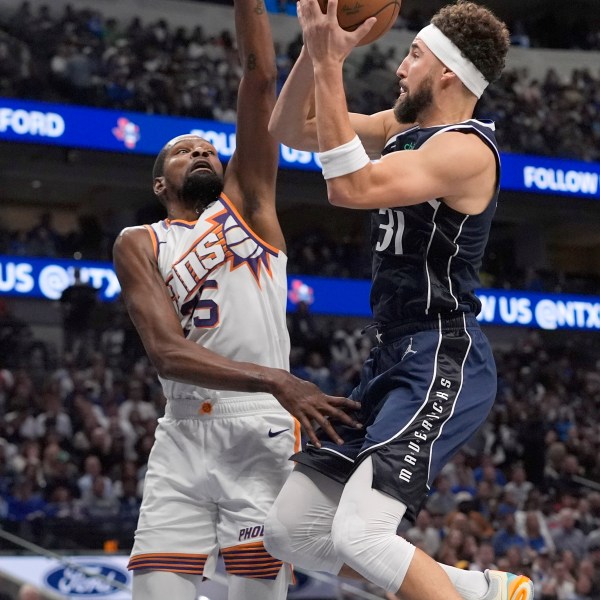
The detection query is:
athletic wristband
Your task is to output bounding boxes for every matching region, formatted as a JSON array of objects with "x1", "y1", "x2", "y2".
[{"x1": 319, "y1": 135, "x2": 370, "y2": 180}]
